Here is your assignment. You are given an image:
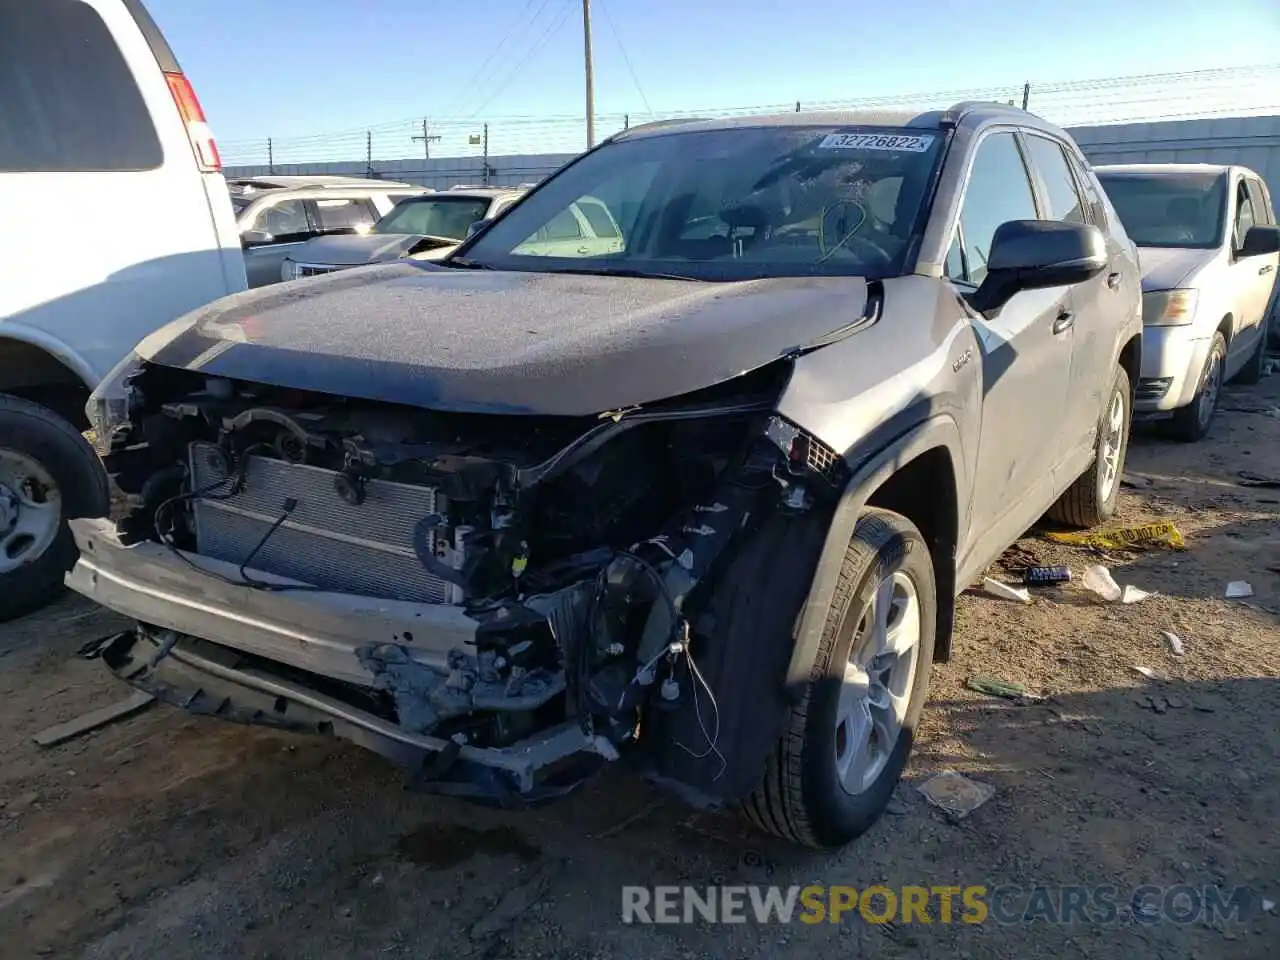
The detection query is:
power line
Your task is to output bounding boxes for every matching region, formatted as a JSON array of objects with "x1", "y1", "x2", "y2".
[
  {"x1": 597, "y1": 0, "x2": 651, "y2": 118},
  {"x1": 442, "y1": 0, "x2": 546, "y2": 115},
  {"x1": 466, "y1": 0, "x2": 576, "y2": 119}
]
